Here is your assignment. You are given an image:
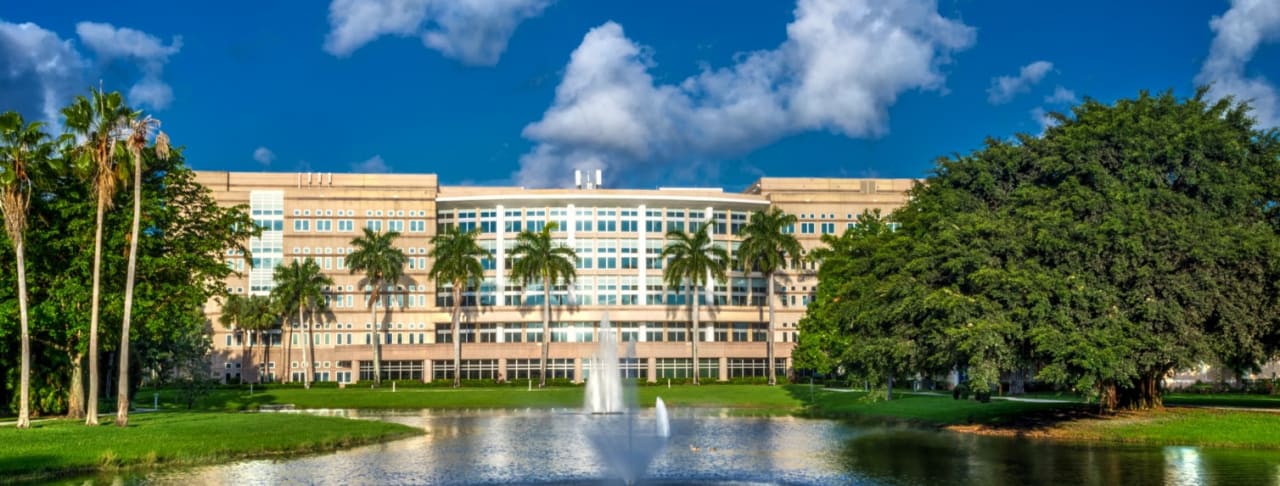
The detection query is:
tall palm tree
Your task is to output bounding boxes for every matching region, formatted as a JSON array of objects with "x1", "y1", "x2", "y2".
[
  {"x1": 238, "y1": 294, "x2": 278, "y2": 384},
  {"x1": 115, "y1": 114, "x2": 169, "y2": 427},
  {"x1": 0, "y1": 111, "x2": 56, "y2": 429},
  {"x1": 737, "y1": 208, "x2": 802, "y2": 386},
  {"x1": 273, "y1": 259, "x2": 334, "y2": 388},
  {"x1": 508, "y1": 222, "x2": 576, "y2": 387},
  {"x1": 347, "y1": 228, "x2": 405, "y2": 386},
  {"x1": 217, "y1": 295, "x2": 250, "y2": 383},
  {"x1": 661, "y1": 221, "x2": 727, "y2": 385},
  {"x1": 62, "y1": 88, "x2": 131, "y2": 425},
  {"x1": 429, "y1": 226, "x2": 487, "y2": 387}
]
